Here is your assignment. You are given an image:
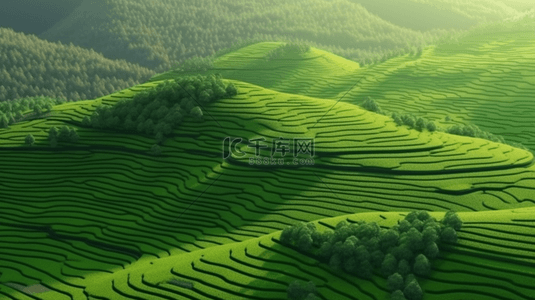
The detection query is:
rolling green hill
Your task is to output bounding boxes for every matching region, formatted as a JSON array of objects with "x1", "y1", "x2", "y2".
[
  {"x1": 152, "y1": 14, "x2": 535, "y2": 153},
  {"x1": 0, "y1": 70, "x2": 534, "y2": 299}
]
